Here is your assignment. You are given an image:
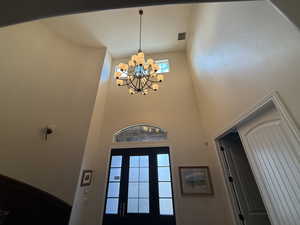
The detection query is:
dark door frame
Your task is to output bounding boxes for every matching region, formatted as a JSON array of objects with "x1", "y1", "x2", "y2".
[
  {"x1": 102, "y1": 146, "x2": 176, "y2": 225},
  {"x1": 216, "y1": 132, "x2": 250, "y2": 225},
  {"x1": 216, "y1": 132, "x2": 270, "y2": 225}
]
